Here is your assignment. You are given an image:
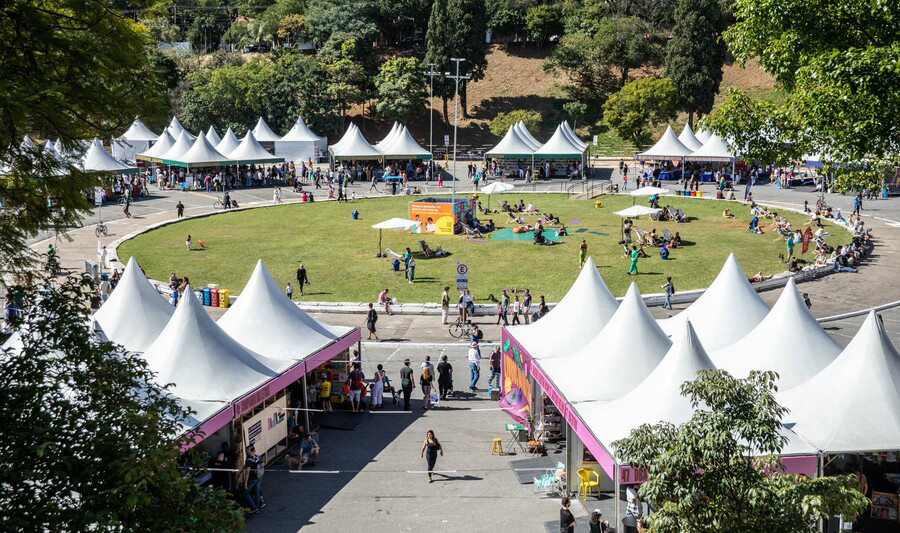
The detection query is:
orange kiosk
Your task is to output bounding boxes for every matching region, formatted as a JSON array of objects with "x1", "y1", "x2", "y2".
[{"x1": 409, "y1": 197, "x2": 476, "y2": 235}]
